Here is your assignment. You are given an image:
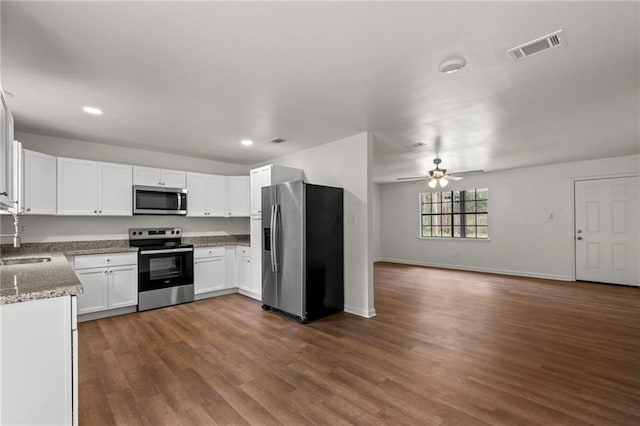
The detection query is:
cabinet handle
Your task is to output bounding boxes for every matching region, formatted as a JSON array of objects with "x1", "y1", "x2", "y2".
[
  {"x1": 104, "y1": 270, "x2": 108, "y2": 274},
  {"x1": 26, "y1": 208, "x2": 31, "y2": 212},
  {"x1": 94, "y1": 210, "x2": 97, "y2": 213},
  {"x1": 98, "y1": 210, "x2": 102, "y2": 214}
]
